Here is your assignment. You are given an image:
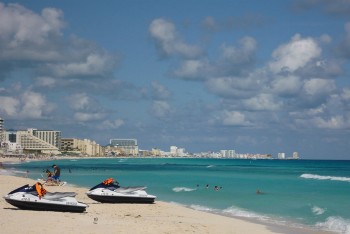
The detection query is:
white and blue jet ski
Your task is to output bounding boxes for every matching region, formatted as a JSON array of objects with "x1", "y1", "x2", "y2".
[
  {"x1": 86, "y1": 178, "x2": 156, "y2": 204},
  {"x1": 4, "y1": 183, "x2": 87, "y2": 212}
]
